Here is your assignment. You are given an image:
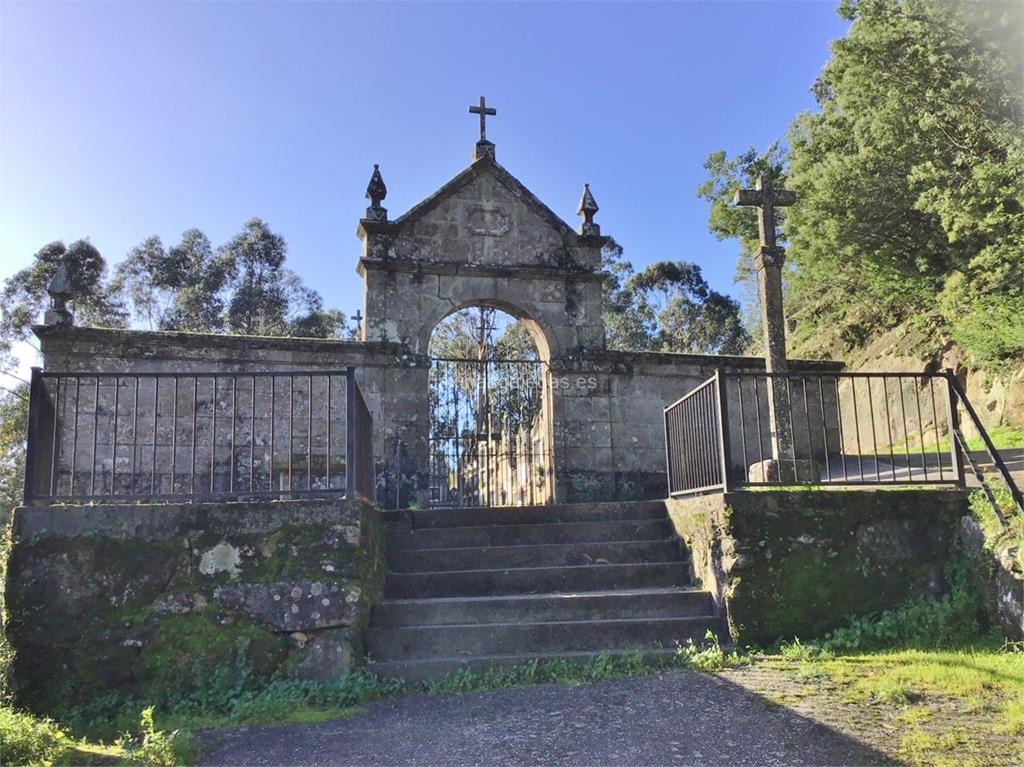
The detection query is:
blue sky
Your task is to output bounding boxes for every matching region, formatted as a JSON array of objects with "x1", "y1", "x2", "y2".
[{"x1": 0, "y1": 1, "x2": 847, "y2": 338}]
